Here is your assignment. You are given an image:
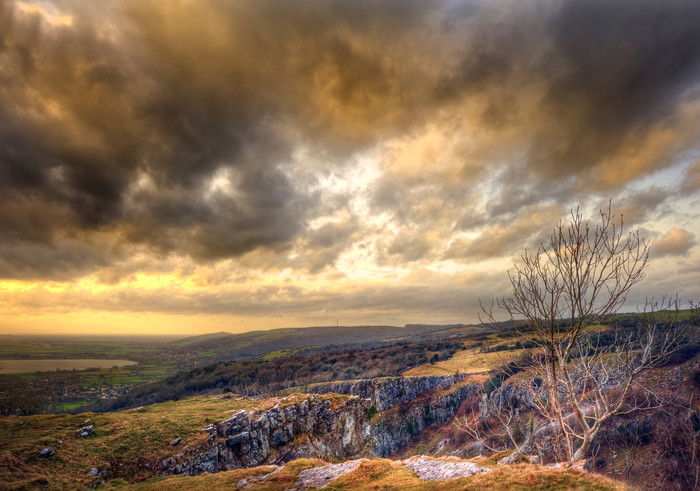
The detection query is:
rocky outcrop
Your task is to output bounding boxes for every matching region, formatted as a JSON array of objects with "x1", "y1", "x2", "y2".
[
  {"x1": 295, "y1": 457, "x2": 491, "y2": 488},
  {"x1": 296, "y1": 459, "x2": 367, "y2": 489},
  {"x1": 404, "y1": 457, "x2": 490, "y2": 480},
  {"x1": 308, "y1": 375, "x2": 465, "y2": 411},
  {"x1": 163, "y1": 395, "x2": 372, "y2": 476},
  {"x1": 164, "y1": 376, "x2": 483, "y2": 476},
  {"x1": 303, "y1": 375, "x2": 482, "y2": 458},
  {"x1": 370, "y1": 381, "x2": 481, "y2": 457},
  {"x1": 38, "y1": 447, "x2": 55, "y2": 458}
]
